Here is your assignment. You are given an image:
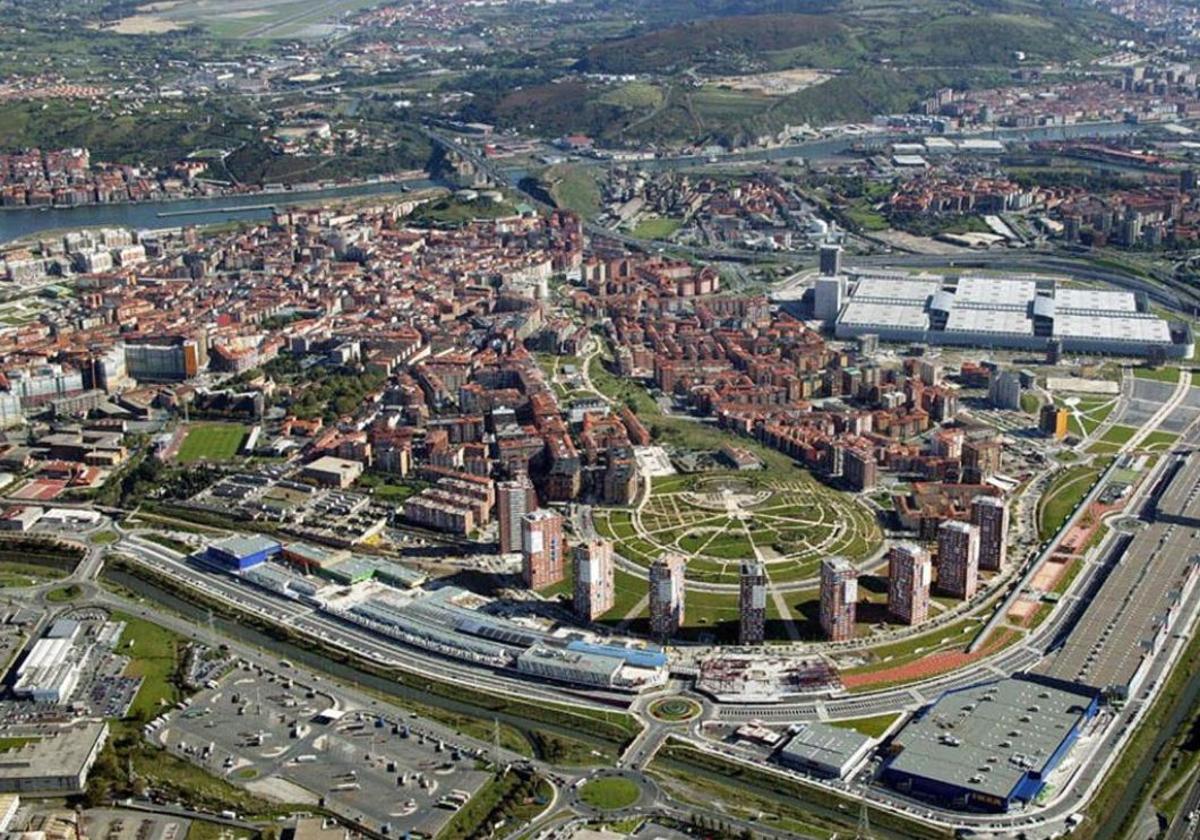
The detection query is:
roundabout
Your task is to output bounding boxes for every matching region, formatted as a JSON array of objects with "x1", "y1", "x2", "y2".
[
  {"x1": 648, "y1": 696, "x2": 702, "y2": 723},
  {"x1": 575, "y1": 772, "x2": 647, "y2": 812}
]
